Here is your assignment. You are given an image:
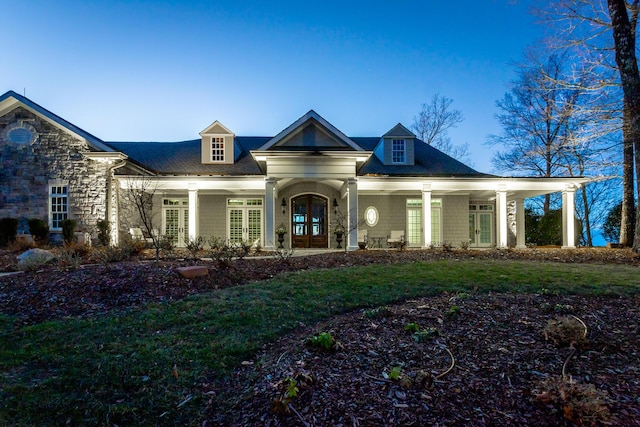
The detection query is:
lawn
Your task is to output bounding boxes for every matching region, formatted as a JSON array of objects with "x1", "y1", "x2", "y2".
[{"x1": 1, "y1": 258, "x2": 639, "y2": 425}]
